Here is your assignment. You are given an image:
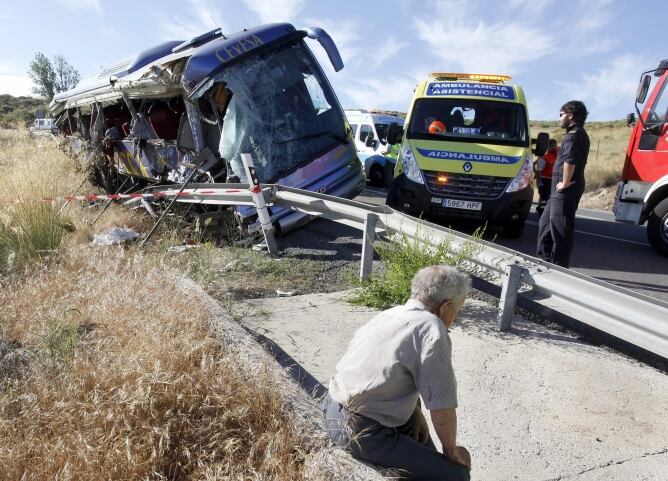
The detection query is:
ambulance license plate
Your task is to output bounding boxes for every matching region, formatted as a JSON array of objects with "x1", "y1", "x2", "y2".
[{"x1": 442, "y1": 198, "x2": 482, "y2": 210}]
